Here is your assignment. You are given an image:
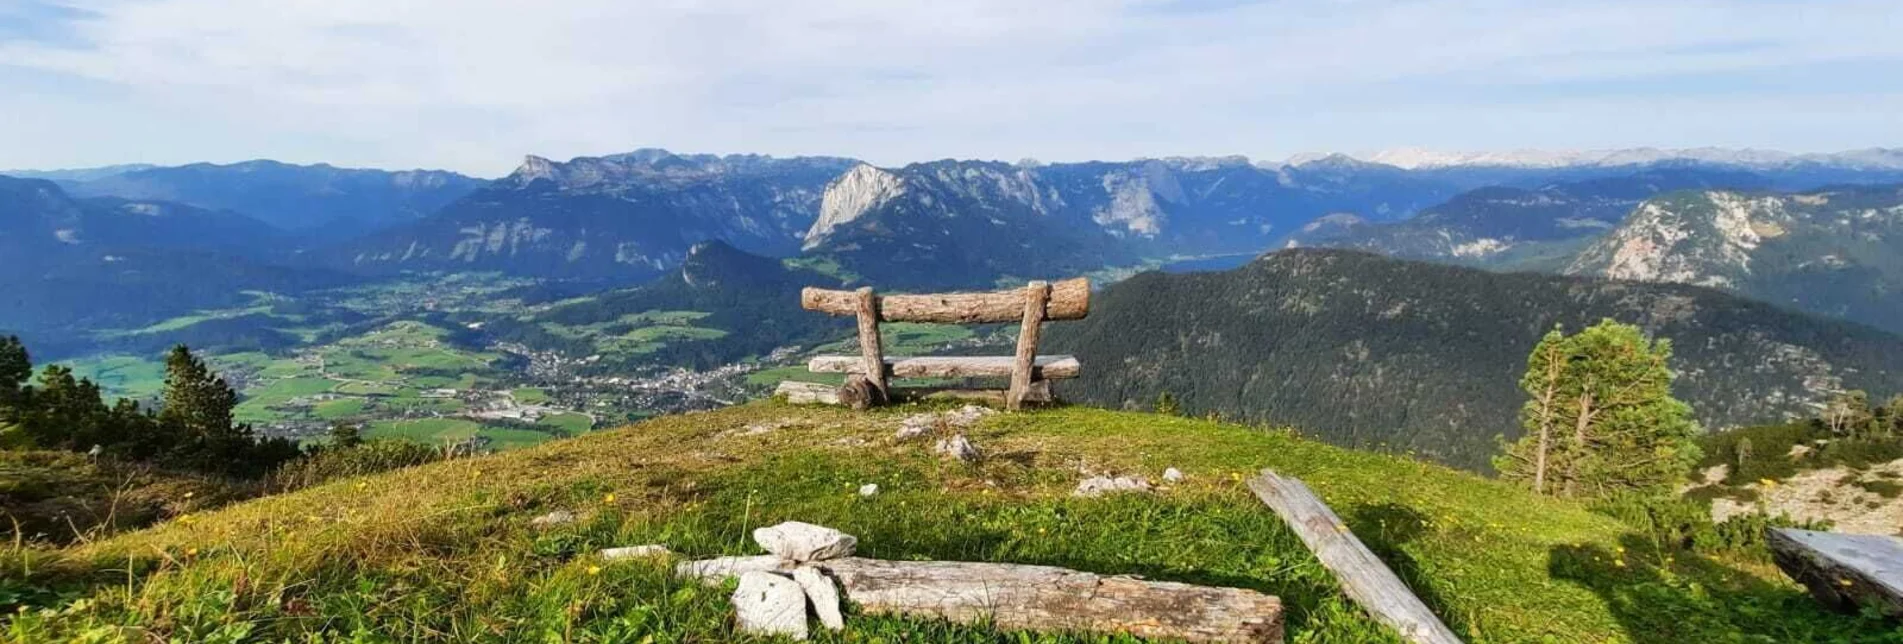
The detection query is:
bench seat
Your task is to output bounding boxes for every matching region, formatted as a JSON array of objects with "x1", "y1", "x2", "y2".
[{"x1": 807, "y1": 355, "x2": 1080, "y2": 379}]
